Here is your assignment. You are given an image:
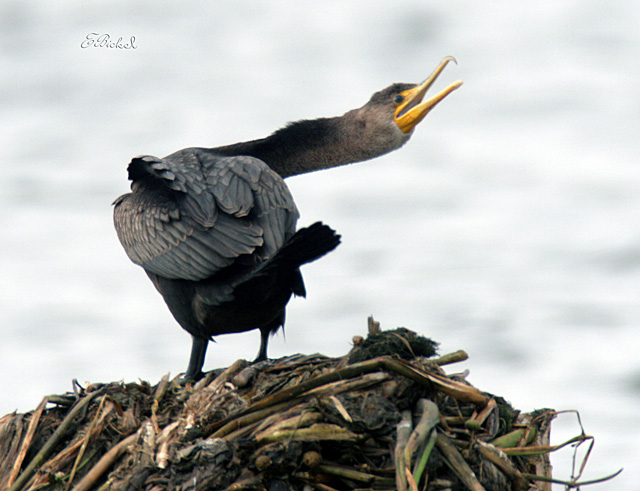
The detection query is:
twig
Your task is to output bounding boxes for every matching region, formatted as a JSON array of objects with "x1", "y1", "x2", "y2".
[
  {"x1": 406, "y1": 466, "x2": 419, "y2": 491},
  {"x1": 533, "y1": 412, "x2": 554, "y2": 491},
  {"x1": 213, "y1": 400, "x2": 302, "y2": 439},
  {"x1": 221, "y1": 405, "x2": 303, "y2": 443},
  {"x1": 412, "y1": 428, "x2": 437, "y2": 487},
  {"x1": 221, "y1": 475, "x2": 263, "y2": 491},
  {"x1": 257, "y1": 423, "x2": 359, "y2": 444},
  {"x1": 248, "y1": 359, "x2": 386, "y2": 412},
  {"x1": 367, "y1": 315, "x2": 381, "y2": 335},
  {"x1": 435, "y1": 433, "x2": 485, "y2": 491},
  {"x1": 476, "y1": 441, "x2": 524, "y2": 490},
  {"x1": 8, "y1": 388, "x2": 105, "y2": 491},
  {"x1": 328, "y1": 396, "x2": 352, "y2": 423},
  {"x1": 570, "y1": 411, "x2": 593, "y2": 484},
  {"x1": 205, "y1": 358, "x2": 387, "y2": 437},
  {"x1": 70, "y1": 430, "x2": 139, "y2": 491},
  {"x1": 491, "y1": 426, "x2": 537, "y2": 449},
  {"x1": 151, "y1": 373, "x2": 170, "y2": 433},
  {"x1": 470, "y1": 397, "x2": 496, "y2": 428},
  {"x1": 204, "y1": 359, "x2": 249, "y2": 394},
  {"x1": 155, "y1": 421, "x2": 178, "y2": 469},
  {"x1": 433, "y1": 350, "x2": 468, "y2": 366},
  {"x1": 303, "y1": 372, "x2": 389, "y2": 399},
  {"x1": 209, "y1": 355, "x2": 487, "y2": 440},
  {"x1": 316, "y1": 464, "x2": 379, "y2": 484},
  {"x1": 7, "y1": 397, "x2": 47, "y2": 488},
  {"x1": 406, "y1": 400, "x2": 440, "y2": 486},
  {"x1": 521, "y1": 468, "x2": 623, "y2": 488},
  {"x1": 395, "y1": 410, "x2": 413, "y2": 491},
  {"x1": 383, "y1": 359, "x2": 489, "y2": 407},
  {"x1": 253, "y1": 410, "x2": 322, "y2": 442},
  {"x1": 65, "y1": 395, "x2": 112, "y2": 490},
  {"x1": 404, "y1": 399, "x2": 439, "y2": 470},
  {"x1": 500, "y1": 433, "x2": 592, "y2": 456}
]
